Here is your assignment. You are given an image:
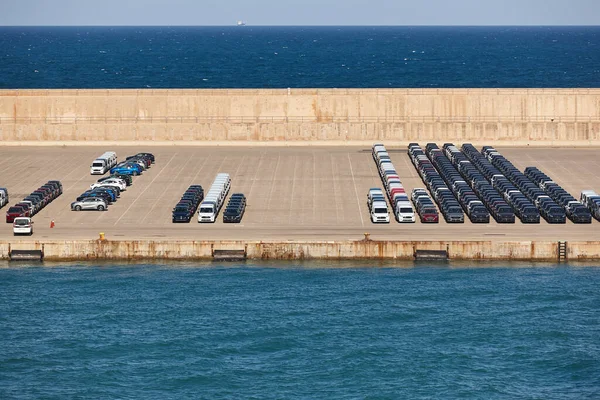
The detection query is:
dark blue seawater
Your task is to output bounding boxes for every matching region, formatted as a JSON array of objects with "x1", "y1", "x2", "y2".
[
  {"x1": 1, "y1": 262, "x2": 599, "y2": 399},
  {"x1": 0, "y1": 26, "x2": 599, "y2": 88}
]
